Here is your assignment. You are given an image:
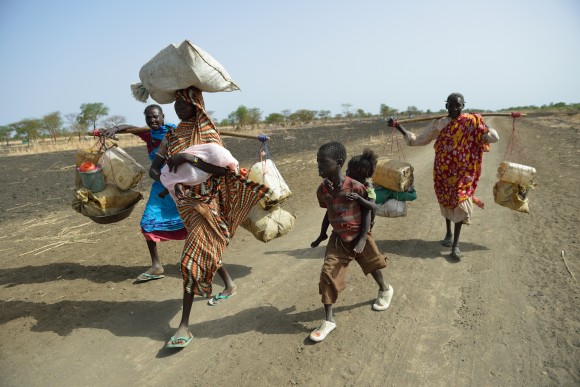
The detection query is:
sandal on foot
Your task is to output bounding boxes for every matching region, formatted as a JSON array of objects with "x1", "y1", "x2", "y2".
[
  {"x1": 309, "y1": 320, "x2": 336, "y2": 342},
  {"x1": 372, "y1": 286, "x2": 394, "y2": 311},
  {"x1": 166, "y1": 334, "x2": 193, "y2": 349},
  {"x1": 208, "y1": 292, "x2": 237, "y2": 306},
  {"x1": 136, "y1": 273, "x2": 165, "y2": 282},
  {"x1": 441, "y1": 238, "x2": 453, "y2": 247},
  {"x1": 450, "y1": 247, "x2": 463, "y2": 260}
]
